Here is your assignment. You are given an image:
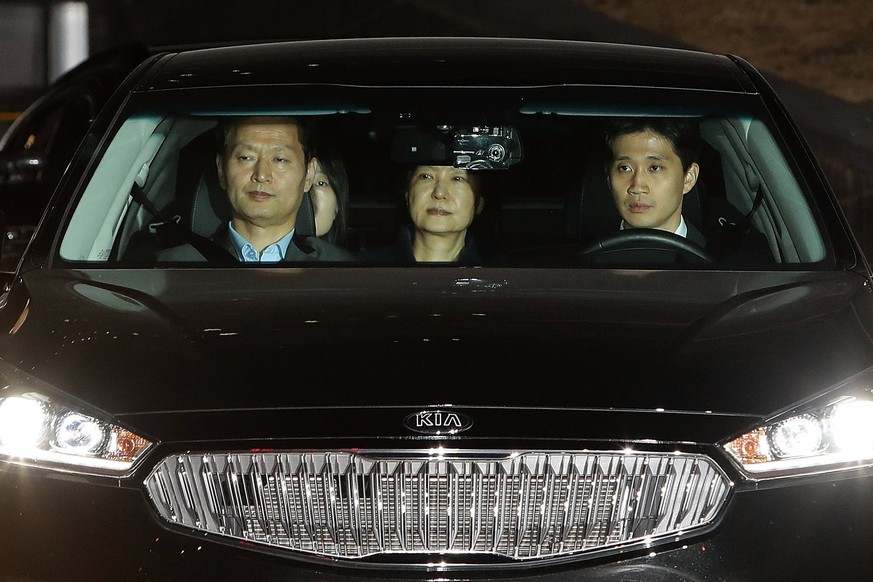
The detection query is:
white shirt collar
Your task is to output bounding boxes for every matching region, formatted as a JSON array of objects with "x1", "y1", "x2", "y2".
[{"x1": 619, "y1": 216, "x2": 688, "y2": 238}]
